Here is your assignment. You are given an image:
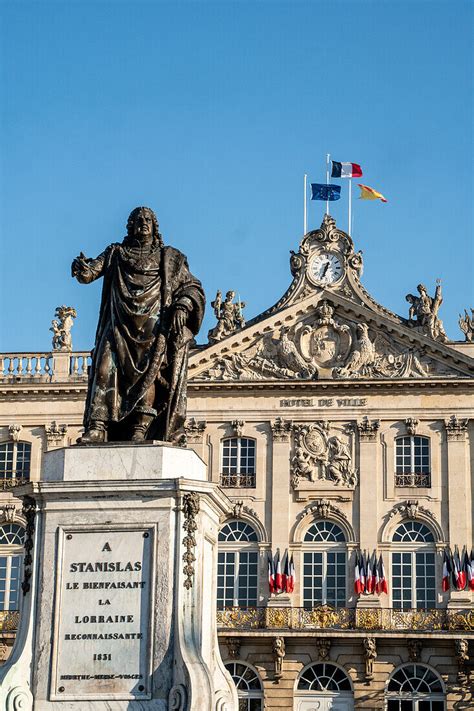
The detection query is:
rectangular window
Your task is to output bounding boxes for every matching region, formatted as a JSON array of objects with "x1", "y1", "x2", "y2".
[
  {"x1": 0, "y1": 555, "x2": 22, "y2": 610},
  {"x1": 392, "y1": 551, "x2": 436, "y2": 610},
  {"x1": 221, "y1": 438, "x2": 256, "y2": 488},
  {"x1": 303, "y1": 551, "x2": 346, "y2": 608},
  {"x1": 217, "y1": 551, "x2": 235, "y2": 609},
  {"x1": 395, "y1": 436, "x2": 431, "y2": 487}
]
